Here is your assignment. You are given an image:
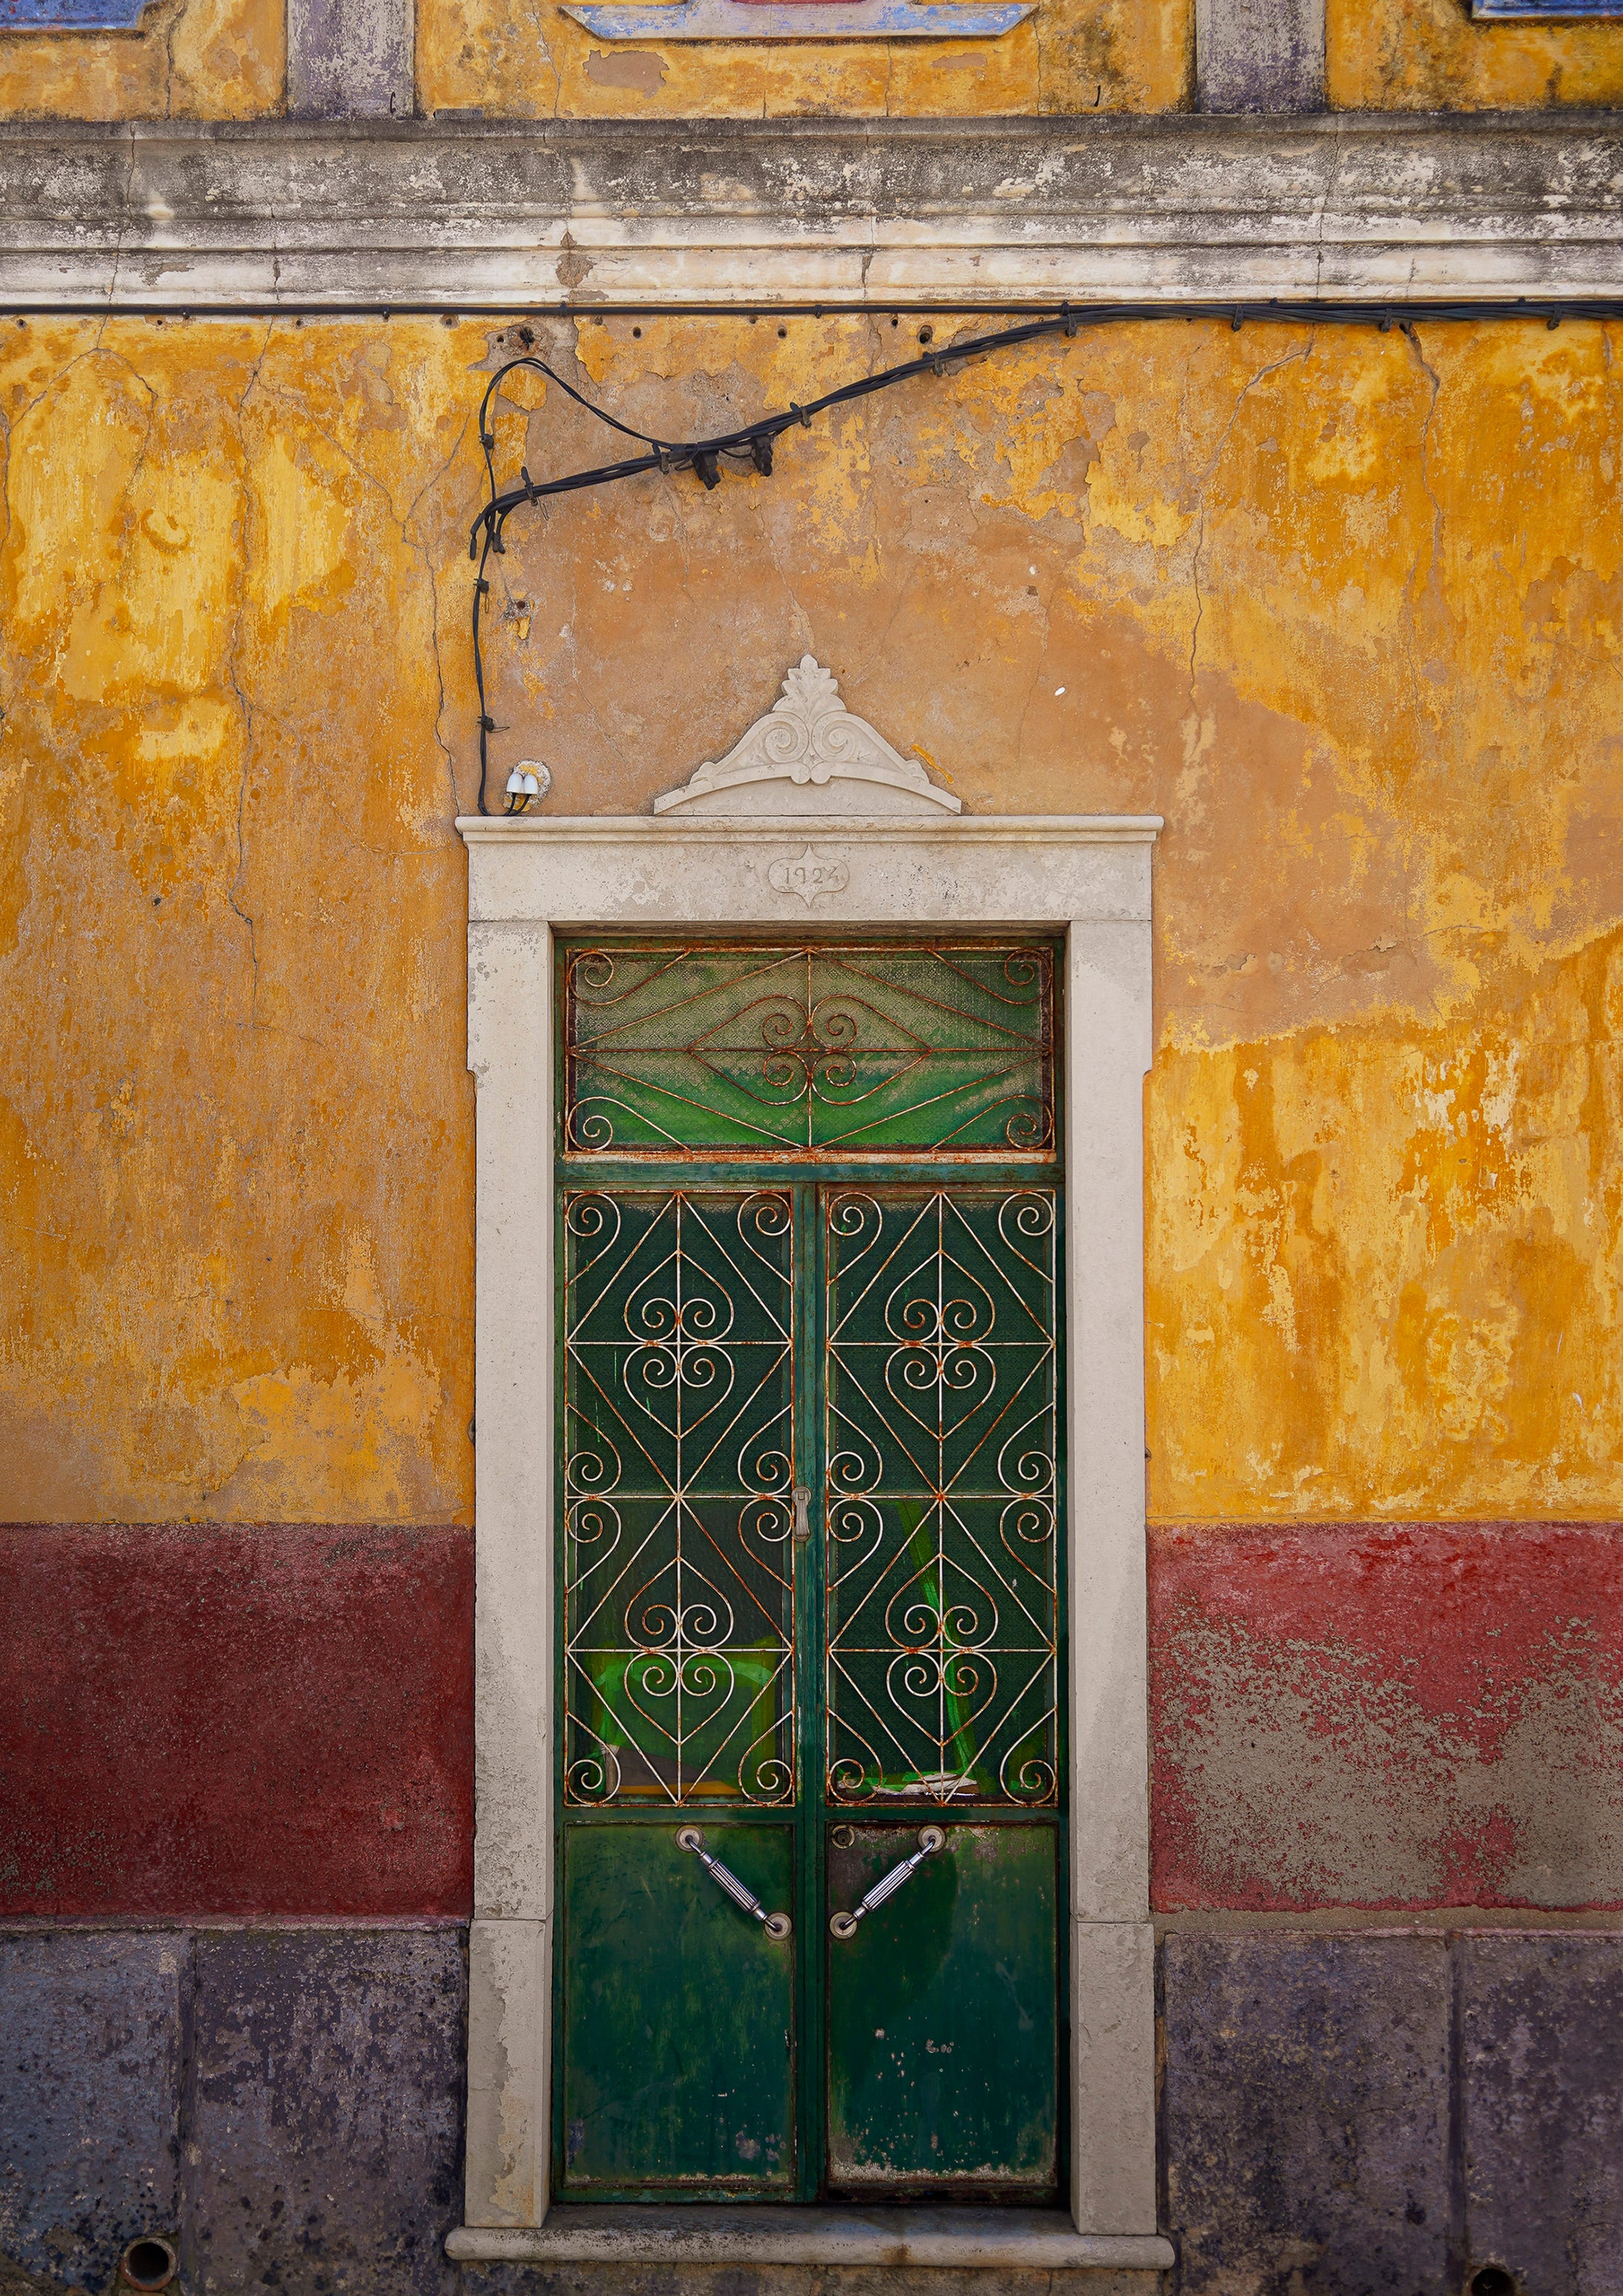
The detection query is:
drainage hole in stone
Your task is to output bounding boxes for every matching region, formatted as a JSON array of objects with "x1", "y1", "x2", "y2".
[
  {"x1": 1470, "y1": 2269, "x2": 1518, "y2": 2296},
  {"x1": 121, "y1": 2238, "x2": 178, "y2": 2292}
]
